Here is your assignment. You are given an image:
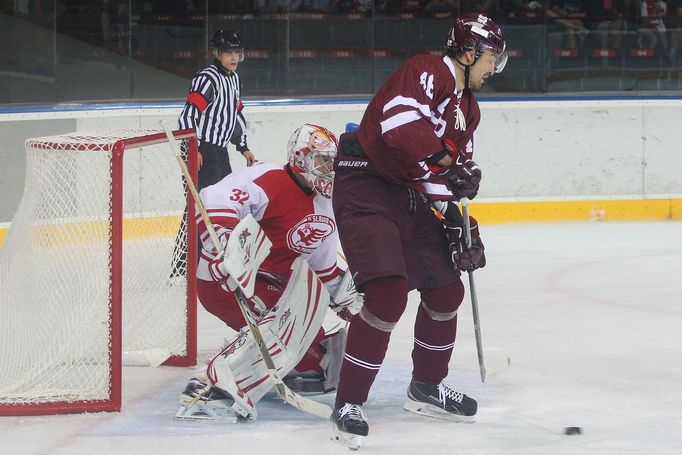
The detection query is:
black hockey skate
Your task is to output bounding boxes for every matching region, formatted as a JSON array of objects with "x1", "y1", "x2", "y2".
[
  {"x1": 174, "y1": 377, "x2": 240, "y2": 421},
  {"x1": 283, "y1": 371, "x2": 328, "y2": 394},
  {"x1": 403, "y1": 379, "x2": 477, "y2": 423},
  {"x1": 331, "y1": 401, "x2": 369, "y2": 450}
]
